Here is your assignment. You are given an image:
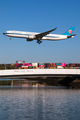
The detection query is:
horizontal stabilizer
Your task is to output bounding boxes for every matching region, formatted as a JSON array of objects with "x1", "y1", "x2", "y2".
[{"x1": 67, "y1": 34, "x2": 76, "y2": 38}]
